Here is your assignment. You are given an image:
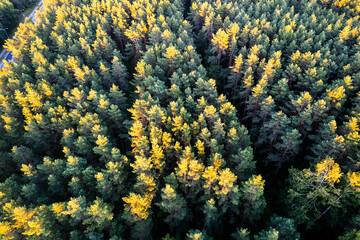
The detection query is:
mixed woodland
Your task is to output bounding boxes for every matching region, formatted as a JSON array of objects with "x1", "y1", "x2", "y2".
[{"x1": 0, "y1": 0, "x2": 360, "y2": 239}]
